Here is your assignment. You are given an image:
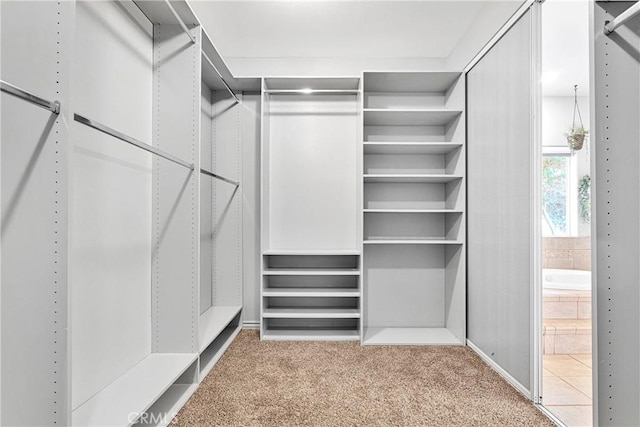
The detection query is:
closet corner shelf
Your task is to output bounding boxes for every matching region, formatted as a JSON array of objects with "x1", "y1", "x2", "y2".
[
  {"x1": 363, "y1": 327, "x2": 464, "y2": 346},
  {"x1": 363, "y1": 142, "x2": 463, "y2": 155},
  {"x1": 71, "y1": 353, "x2": 198, "y2": 427},
  {"x1": 263, "y1": 268, "x2": 361, "y2": 276},
  {"x1": 363, "y1": 239, "x2": 463, "y2": 245},
  {"x1": 199, "y1": 305, "x2": 242, "y2": 352},
  {"x1": 263, "y1": 288, "x2": 360, "y2": 298},
  {"x1": 363, "y1": 109, "x2": 462, "y2": 126},
  {"x1": 262, "y1": 329, "x2": 360, "y2": 341},
  {"x1": 363, "y1": 174, "x2": 462, "y2": 183},
  {"x1": 263, "y1": 308, "x2": 360, "y2": 319},
  {"x1": 263, "y1": 249, "x2": 360, "y2": 256}
]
